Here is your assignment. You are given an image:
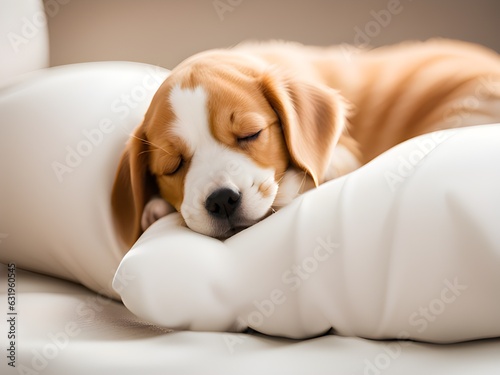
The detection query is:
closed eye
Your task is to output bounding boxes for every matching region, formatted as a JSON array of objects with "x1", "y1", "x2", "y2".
[
  {"x1": 164, "y1": 158, "x2": 183, "y2": 176},
  {"x1": 237, "y1": 130, "x2": 262, "y2": 143}
]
